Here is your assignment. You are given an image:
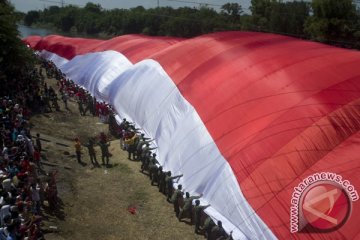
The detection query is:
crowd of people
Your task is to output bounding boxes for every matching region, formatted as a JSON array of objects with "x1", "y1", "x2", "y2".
[
  {"x1": 0, "y1": 58, "x2": 60, "y2": 240},
  {"x1": 34, "y1": 56, "x2": 234, "y2": 239}
]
